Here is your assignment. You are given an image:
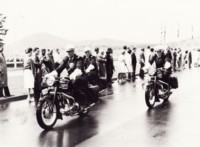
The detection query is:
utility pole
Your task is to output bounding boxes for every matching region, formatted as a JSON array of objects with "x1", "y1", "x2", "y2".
[
  {"x1": 191, "y1": 25, "x2": 194, "y2": 51},
  {"x1": 160, "y1": 25, "x2": 163, "y2": 45},
  {"x1": 164, "y1": 26, "x2": 166, "y2": 45},
  {"x1": 177, "y1": 23, "x2": 180, "y2": 48}
]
